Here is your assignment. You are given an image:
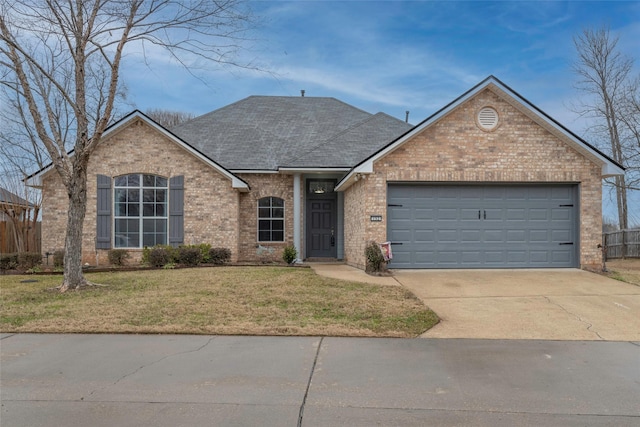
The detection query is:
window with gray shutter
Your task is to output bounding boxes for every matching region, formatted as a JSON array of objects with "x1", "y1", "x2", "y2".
[
  {"x1": 169, "y1": 175, "x2": 184, "y2": 247},
  {"x1": 113, "y1": 174, "x2": 168, "y2": 248},
  {"x1": 96, "y1": 174, "x2": 112, "y2": 249}
]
